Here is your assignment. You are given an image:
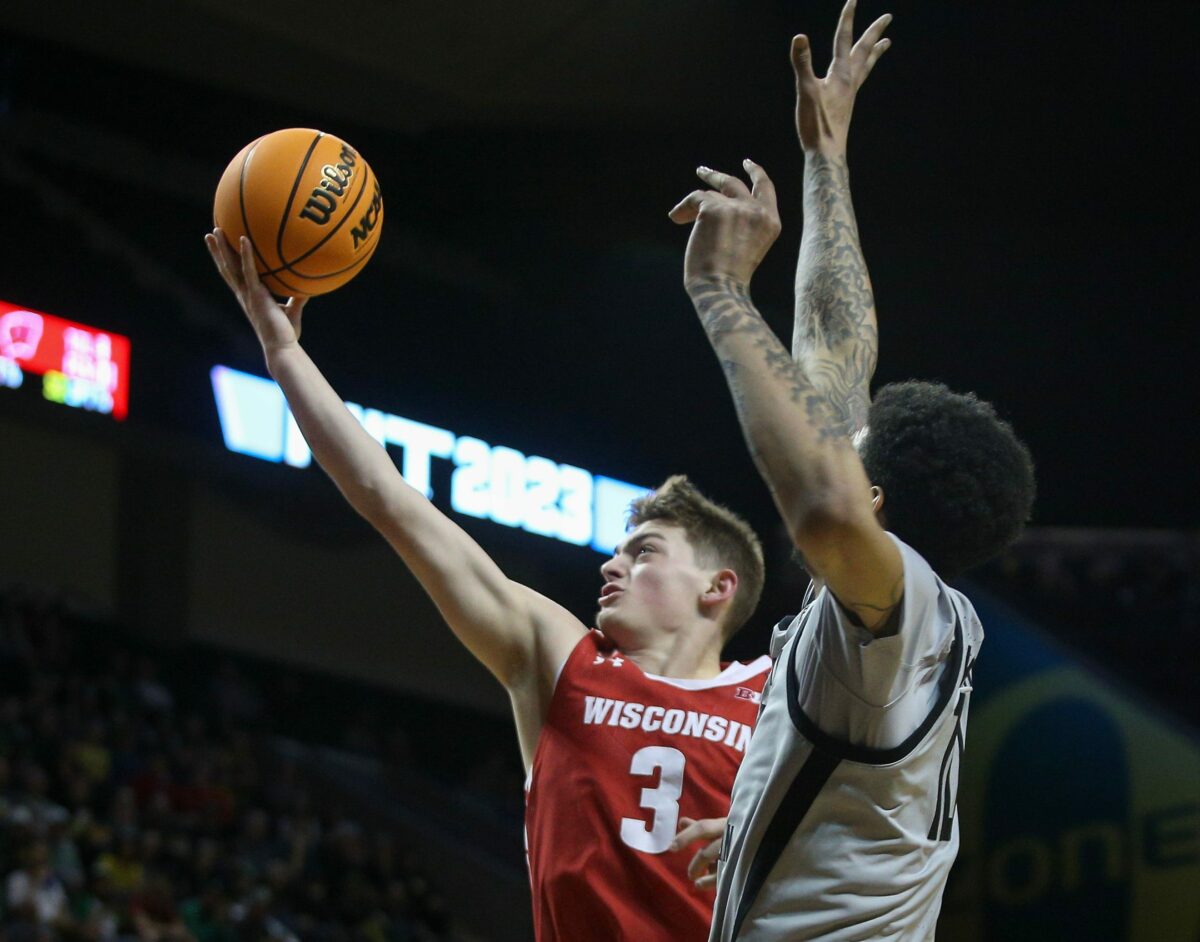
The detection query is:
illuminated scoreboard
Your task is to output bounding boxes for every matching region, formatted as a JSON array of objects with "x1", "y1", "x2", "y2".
[
  {"x1": 211, "y1": 365, "x2": 648, "y2": 554},
  {"x1": 0, "y1": 300, "x2": 131, "y2": 420}
]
